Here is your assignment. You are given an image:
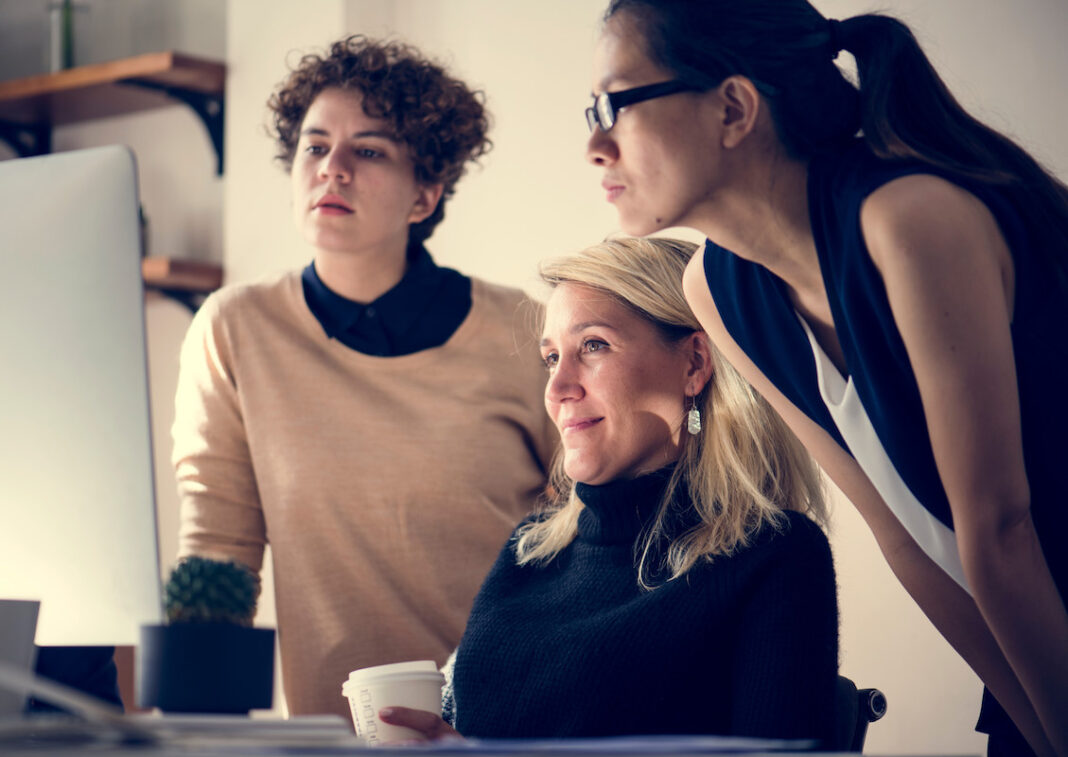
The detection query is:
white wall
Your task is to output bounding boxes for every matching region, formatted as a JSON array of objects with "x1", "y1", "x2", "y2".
[
  {"x1": 222, "y1": 3, "x2": 1063, "y2": 752},
  {"x1": 5, "y1": 0, "x2": 1063, "y2": 750}
]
